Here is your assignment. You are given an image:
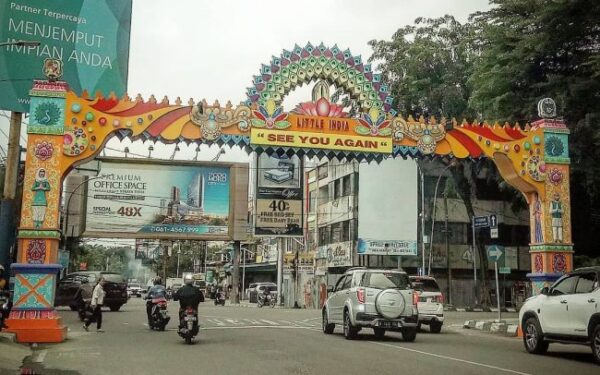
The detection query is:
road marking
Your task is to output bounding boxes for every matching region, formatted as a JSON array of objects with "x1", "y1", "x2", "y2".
[
  {"x1": 293, "y1": 320, "x2": 315, "y2": 327},
  {"x1": 209, "y1": 319, "x2": 225, "y2": 326},
  {"x1": 32, "y1": 349, "x2": 47, "y2": 363},
  {"x1": 201, "y1": 325, "x2": 311, "y2": 331},
  {"x1": 370, "y1": 341, "x2": 531, "y2": 375},
  {"x1": 260, "y1": 319, "x2": 280, "y2": 325},
  {"x1": 225, "y1": 319, "x2": 241, "y2": 325}
]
